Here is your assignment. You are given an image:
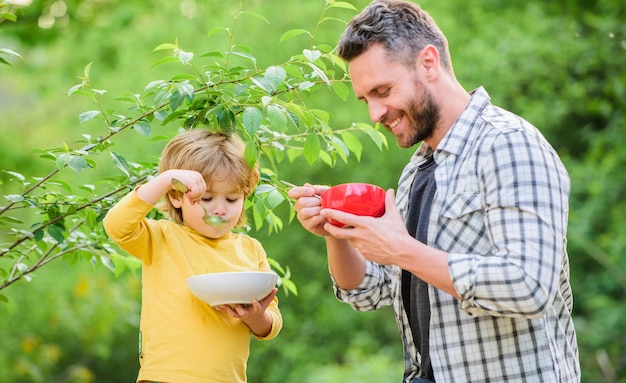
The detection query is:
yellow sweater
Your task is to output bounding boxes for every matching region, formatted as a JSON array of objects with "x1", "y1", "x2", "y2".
[{"x1": 103, "y1": 191, "x2": 282, "y2": 383}]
